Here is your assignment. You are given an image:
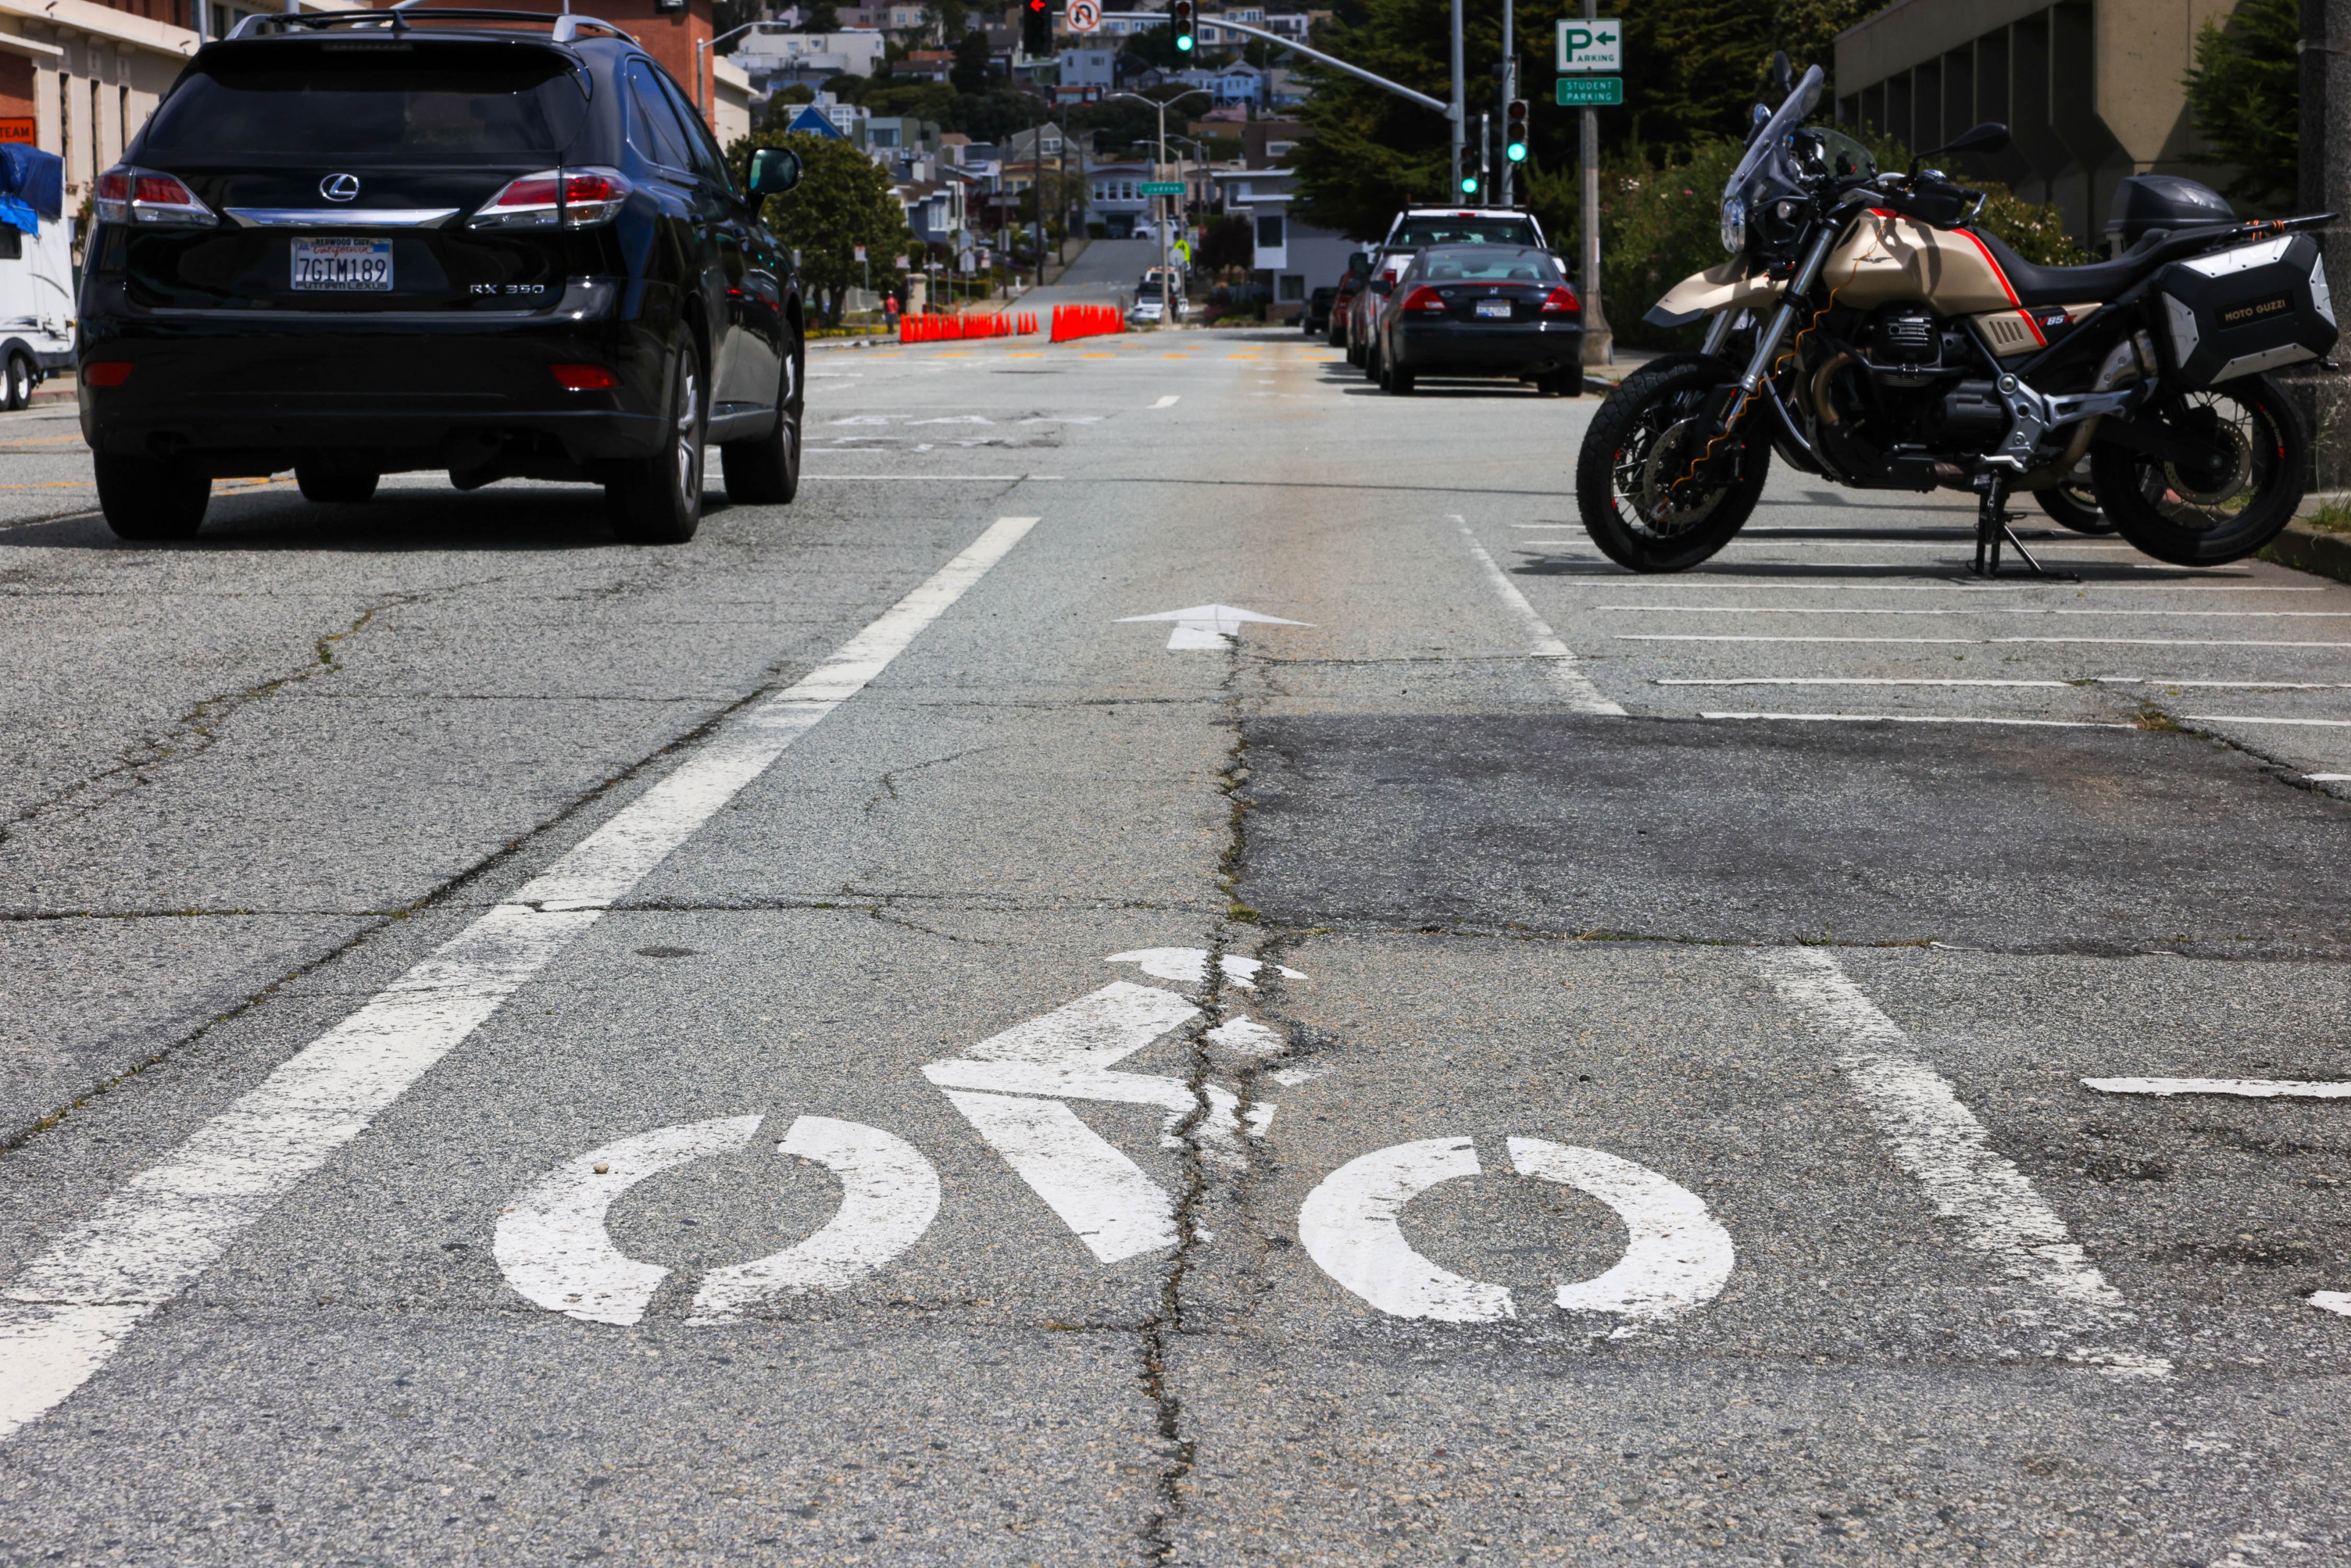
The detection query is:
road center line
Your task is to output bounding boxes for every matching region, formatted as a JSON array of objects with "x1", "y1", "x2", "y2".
[
  {"x1": 2084, "y1": 1077, "x2": 2351, "y2": 1098},
  {"x1": 1452, "y1": 517, "x2": 1624, "y2": 716},
  {"x1": 1602, "y1": 606, "x2": 2351, "y2": 618},
  {"x1": 0, "y1": 514, "x2": 1043, "y2": 1443},
  {"x1": 1756, "y1": 949, "x2": 2167, "y2": 1378},
  {"x1": 1701, "y1": 711, "x2": 2134, "y2": 728}
]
